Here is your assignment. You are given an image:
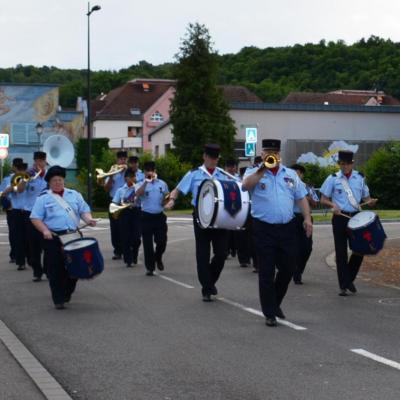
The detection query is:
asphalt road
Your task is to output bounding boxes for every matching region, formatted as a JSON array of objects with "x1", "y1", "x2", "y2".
[{"x1": 0, "y1": 216, "x2": 399, "y2": 400}]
